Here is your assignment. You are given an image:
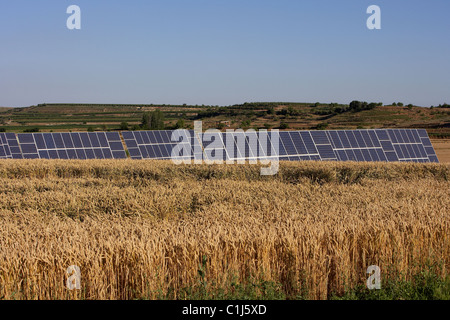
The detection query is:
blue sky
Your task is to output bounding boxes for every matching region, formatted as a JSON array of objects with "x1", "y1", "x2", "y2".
[{"x1": 1, "y1": 0, "x2": 449, "y2": 107}]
